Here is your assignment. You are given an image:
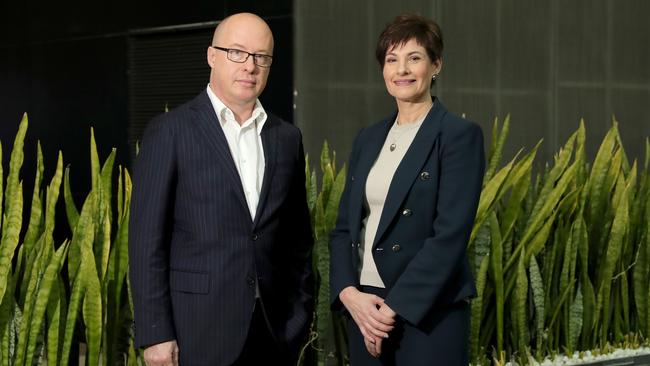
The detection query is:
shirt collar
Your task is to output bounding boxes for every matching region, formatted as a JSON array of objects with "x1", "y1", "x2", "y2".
[{"x1": 206, "y1": 84, "x2": 267, "y2": 135}]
